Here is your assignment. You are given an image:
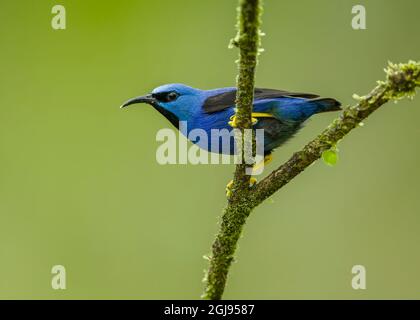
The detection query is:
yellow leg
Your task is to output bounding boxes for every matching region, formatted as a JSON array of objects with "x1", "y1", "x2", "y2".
[
  {"x1": 263, "y1": 153, "x2": 273, "y2": 165},
  {"x1": 226, "y1": 177, "x2": 258, "y2": 198},
  {"x1": 252, "y1": 153, "x2": 273, "y2": 175},
  {"x1": 226, "y1": 180, "x2": 234, "y2": 197},
  {"x1": 228, "y1": 115, "x2": 238, "y2": 128},
  {"x1": 249, "y1": 177, "x2": 257, "y2": 186}
]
